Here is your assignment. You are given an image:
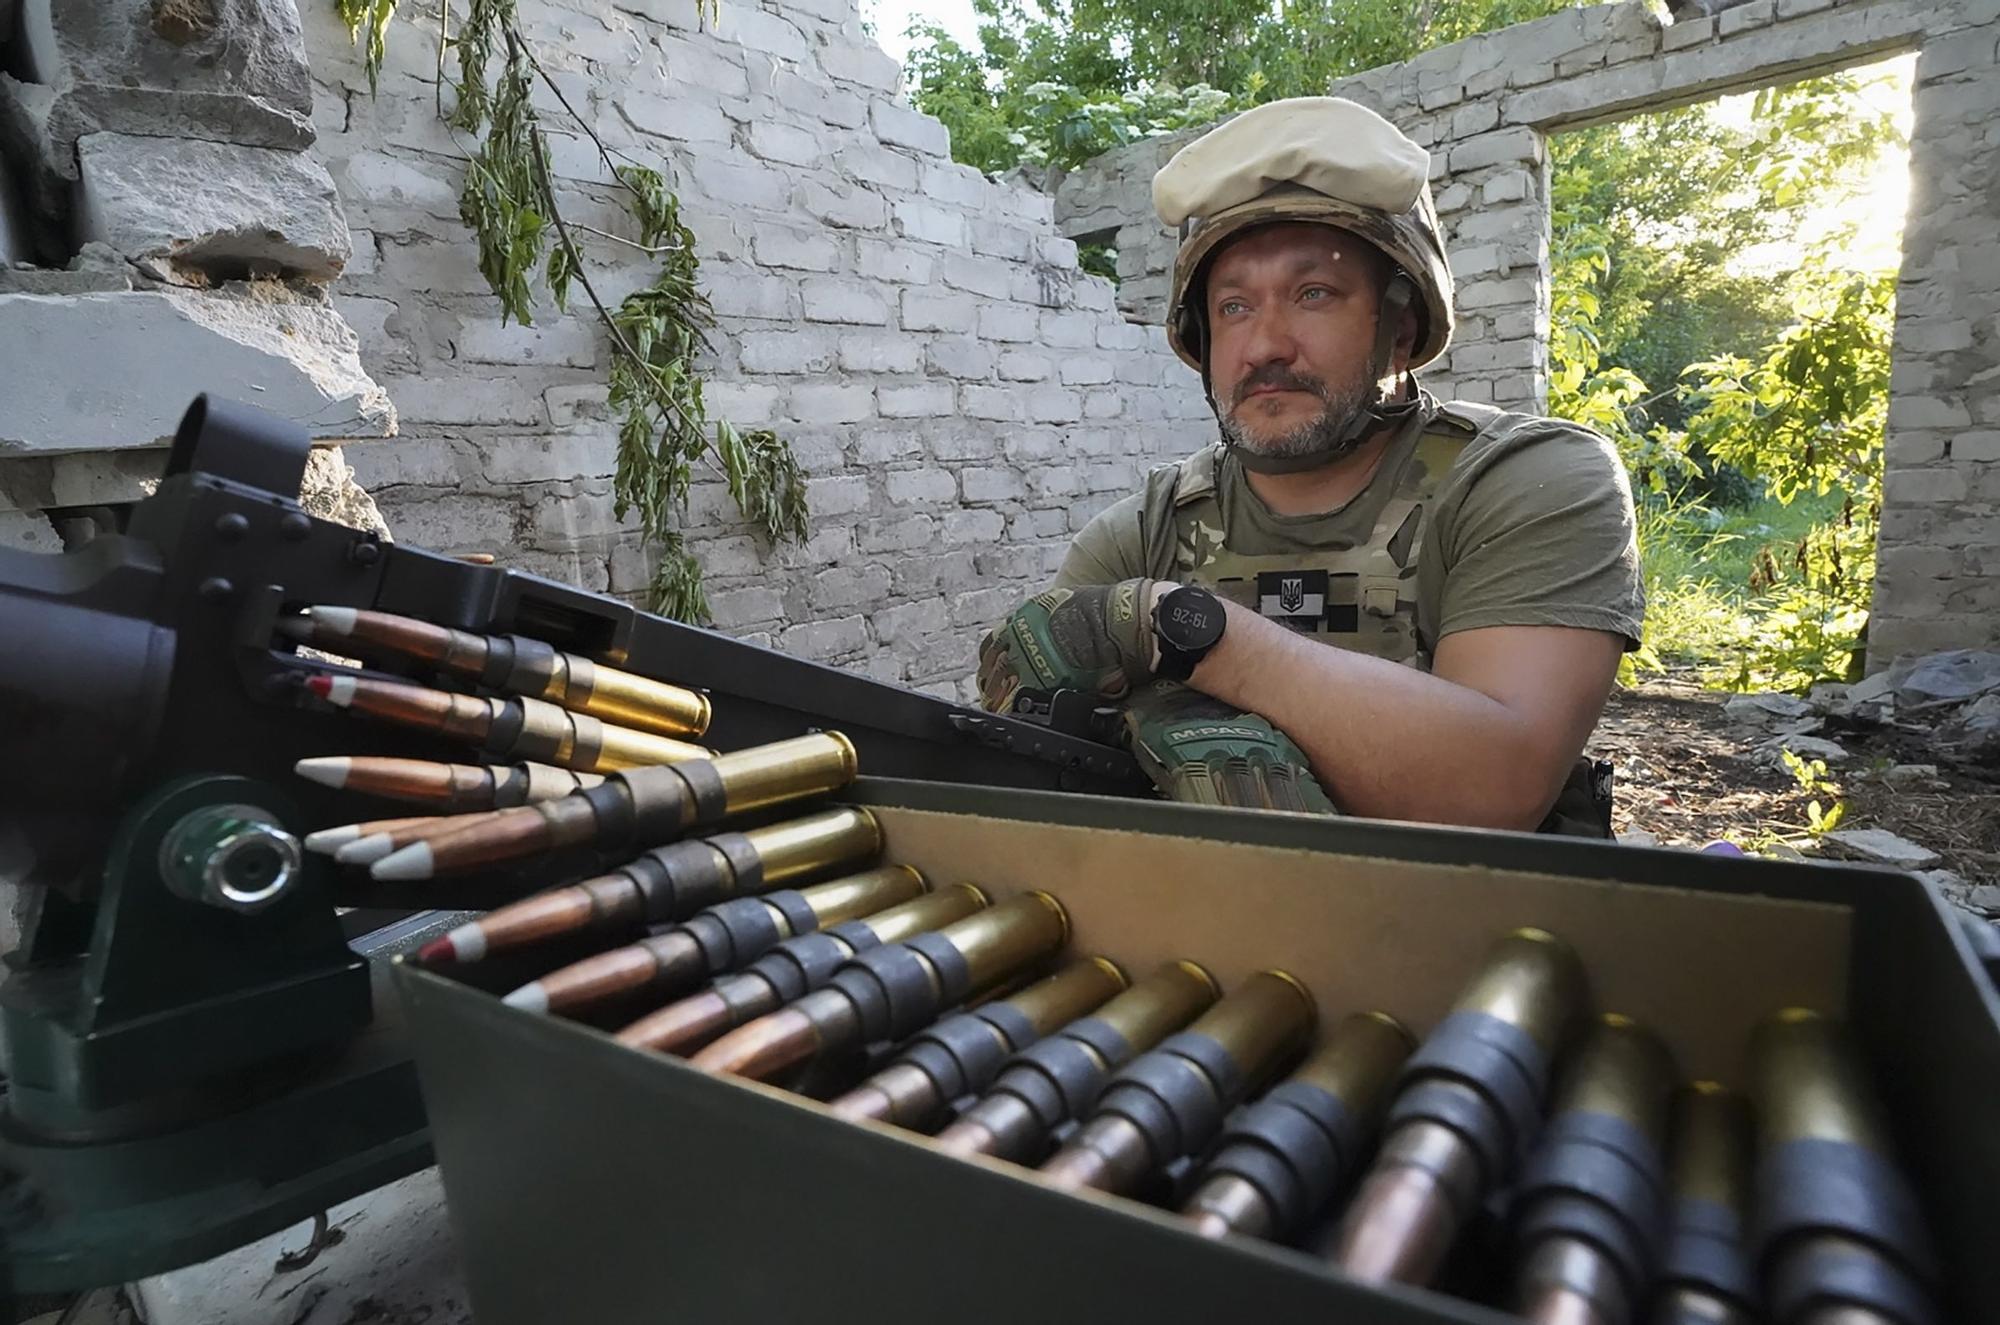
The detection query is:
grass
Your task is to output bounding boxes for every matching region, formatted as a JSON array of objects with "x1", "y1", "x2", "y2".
[{"x1": 1630, "y1": 488, "x2": 1860, "y2": 689}]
